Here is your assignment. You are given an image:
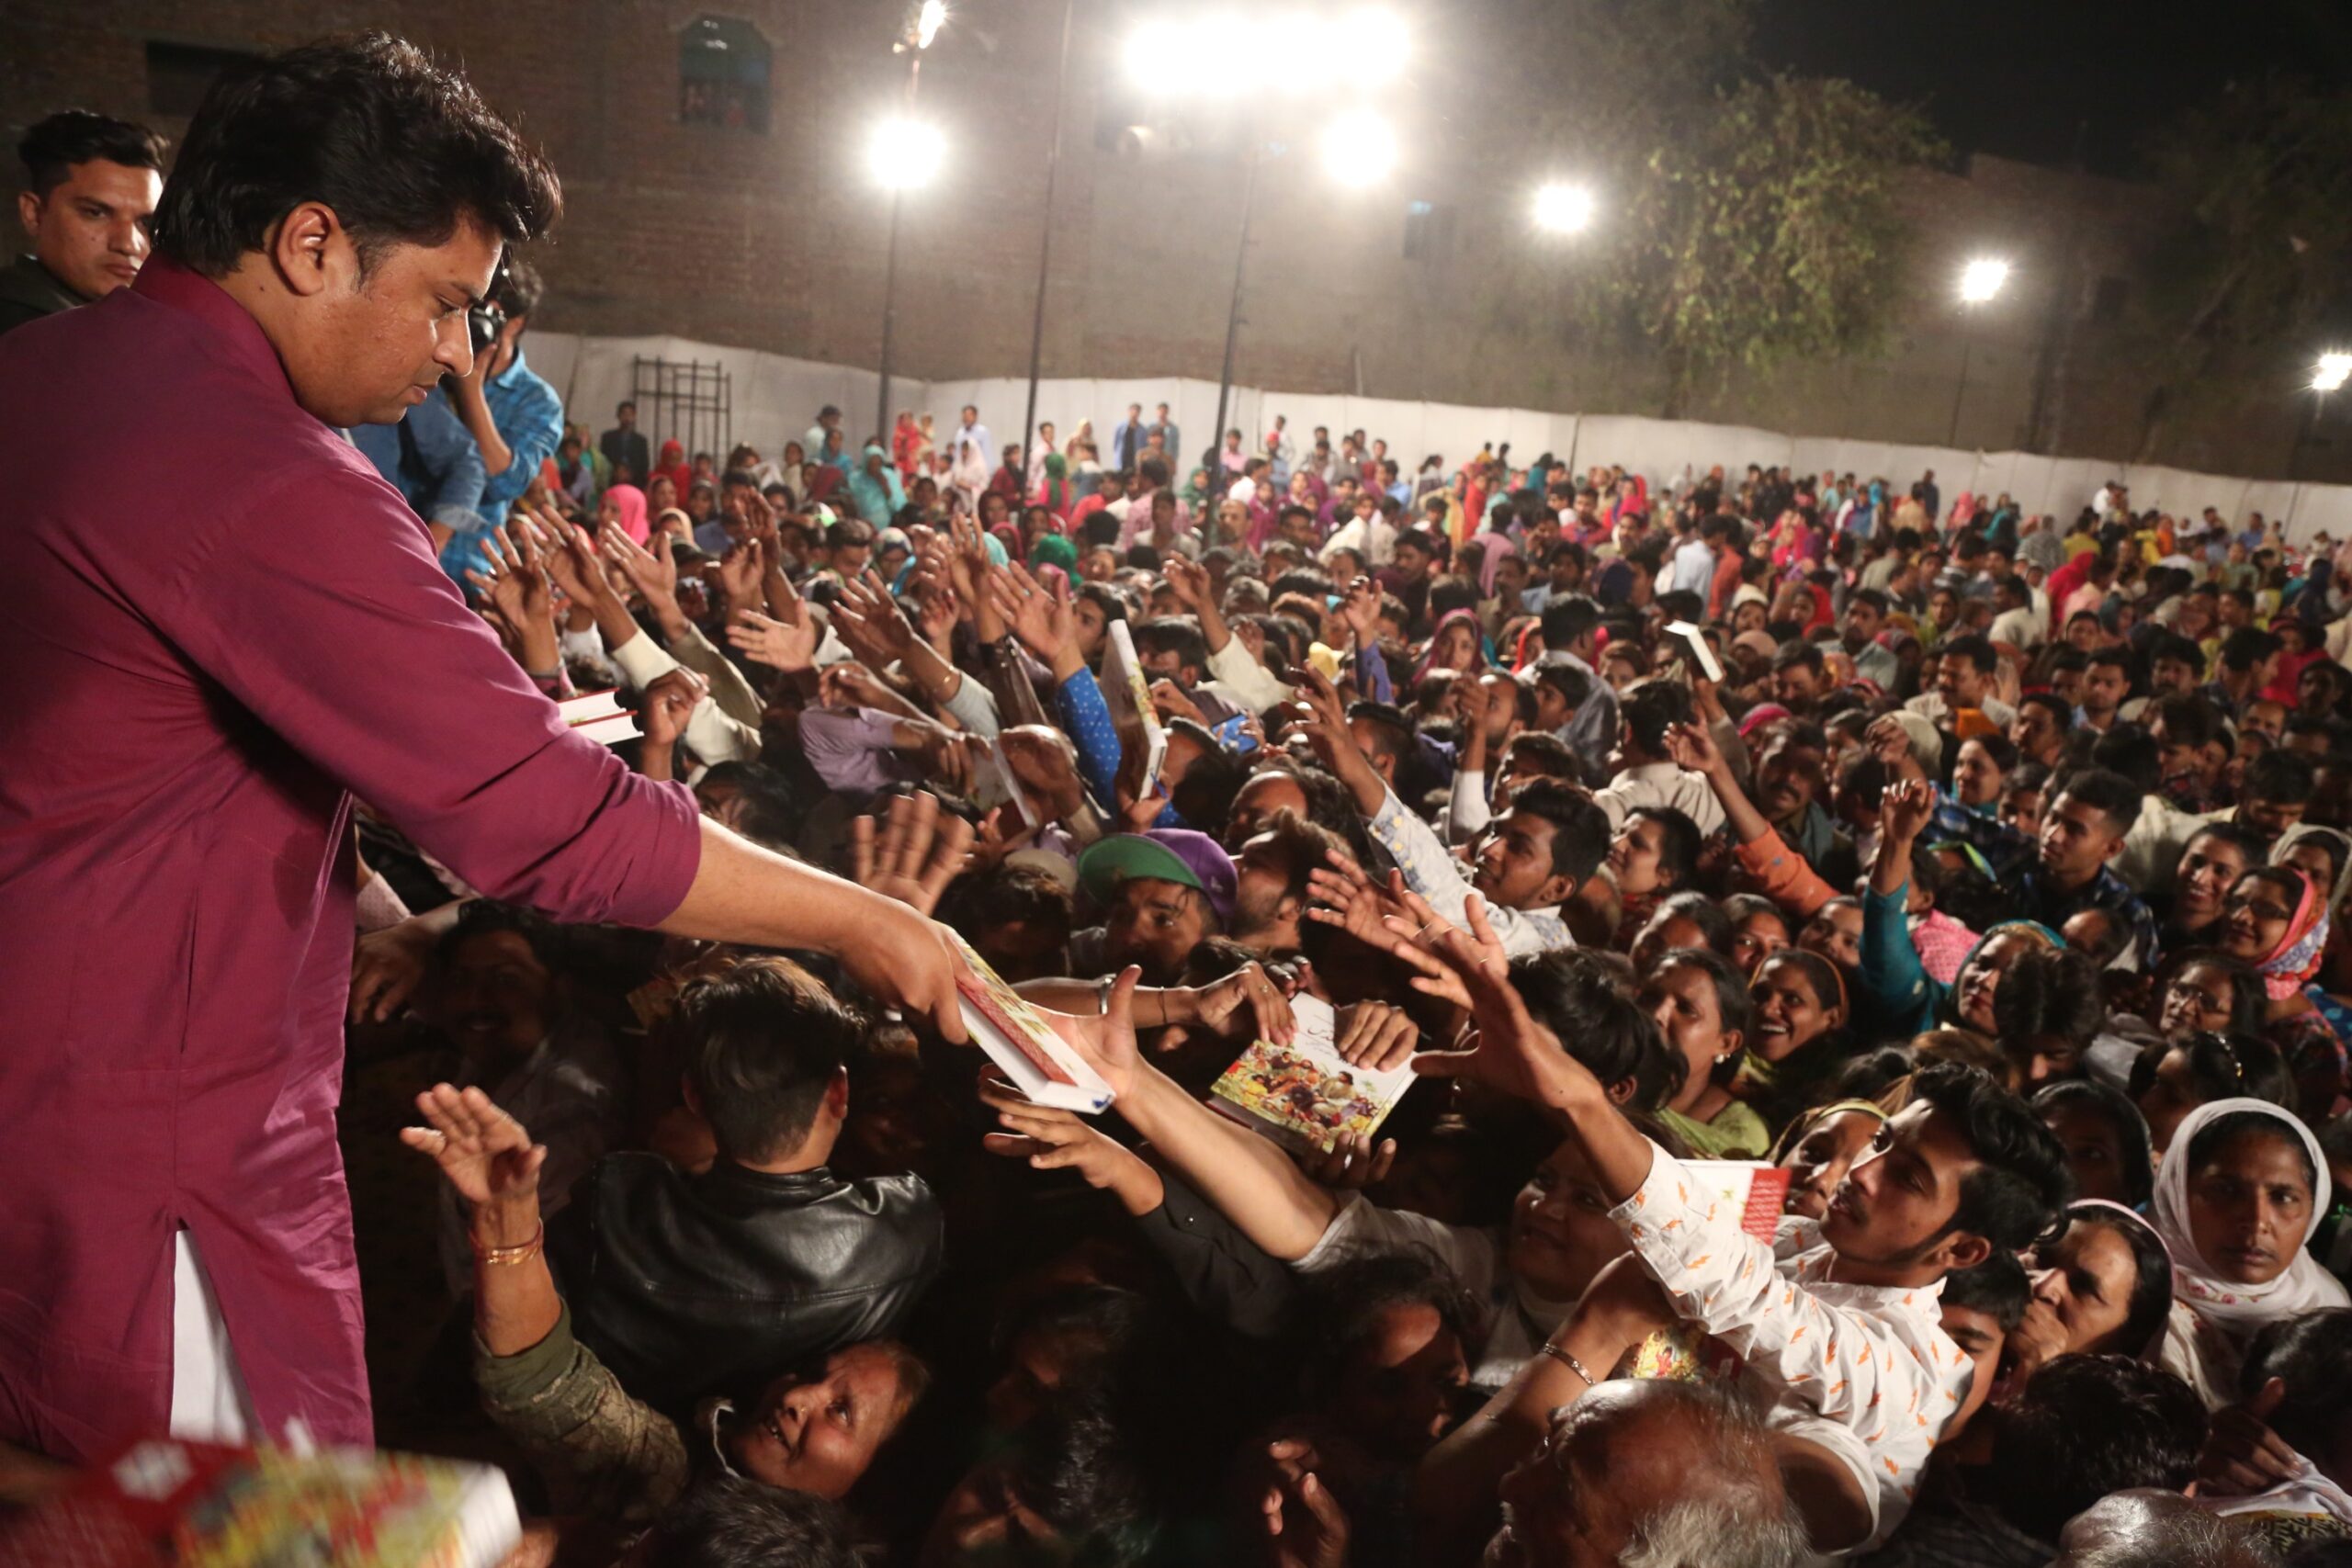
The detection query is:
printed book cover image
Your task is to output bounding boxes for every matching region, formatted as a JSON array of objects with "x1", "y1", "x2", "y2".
[{"x1": 1210, "y1": 997, "x2": 1414, "y2": 1155}]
